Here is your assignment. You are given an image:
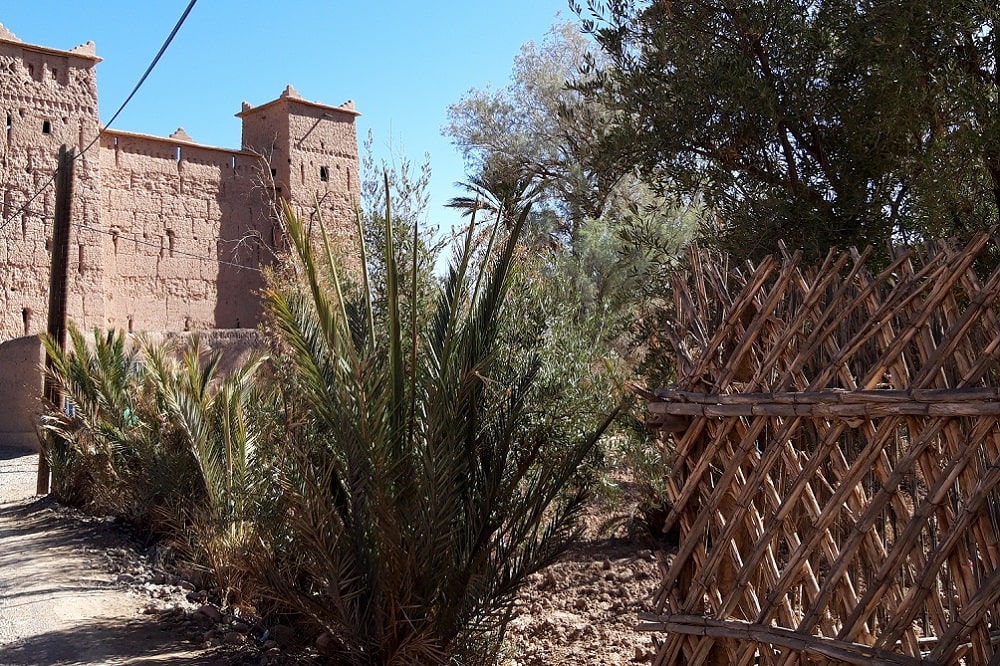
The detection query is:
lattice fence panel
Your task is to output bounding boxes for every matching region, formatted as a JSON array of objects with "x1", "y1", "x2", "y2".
[{"x1": 644, "y1": 234, "x2": 1000, "y2": 665}]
